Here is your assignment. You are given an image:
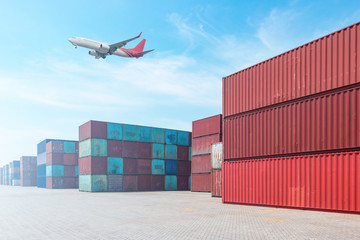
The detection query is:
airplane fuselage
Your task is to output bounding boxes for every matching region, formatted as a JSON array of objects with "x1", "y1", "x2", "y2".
[{"x1": 68, "y1": 37, "x2": 141, "y2": 58}]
